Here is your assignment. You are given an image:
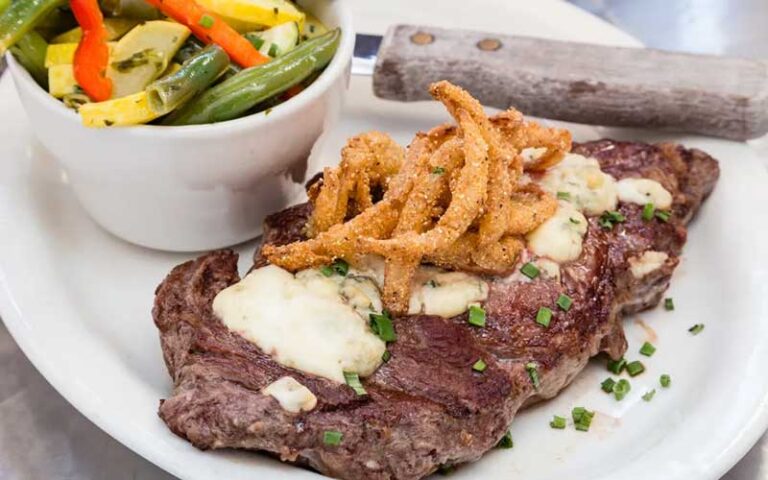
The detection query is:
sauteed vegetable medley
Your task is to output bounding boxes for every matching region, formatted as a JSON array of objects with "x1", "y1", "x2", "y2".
[{"x1": 0, "y1": 0, "x2": 339, "y2": 126}]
